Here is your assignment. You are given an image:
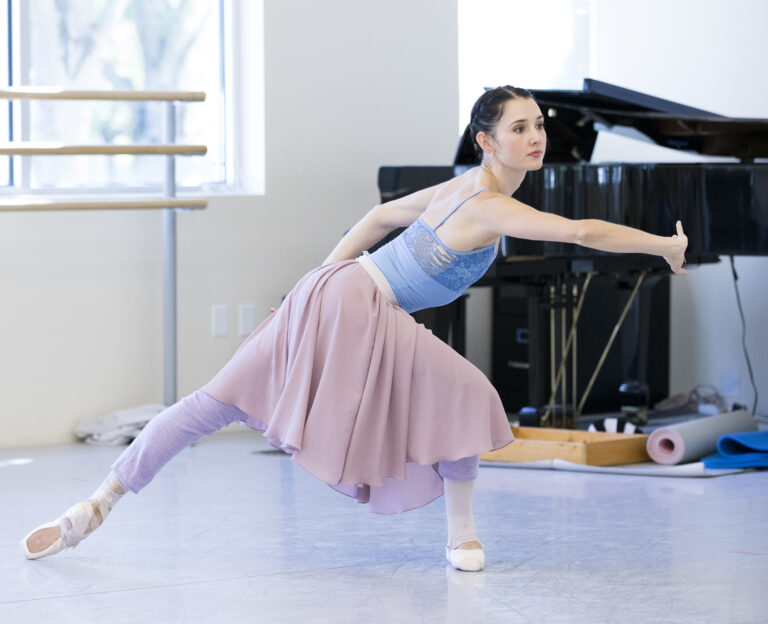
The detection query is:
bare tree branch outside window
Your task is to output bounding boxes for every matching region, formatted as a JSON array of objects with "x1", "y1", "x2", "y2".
[{"x1": 16, "y1": 0, "x2": 223, "y2": 191}]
